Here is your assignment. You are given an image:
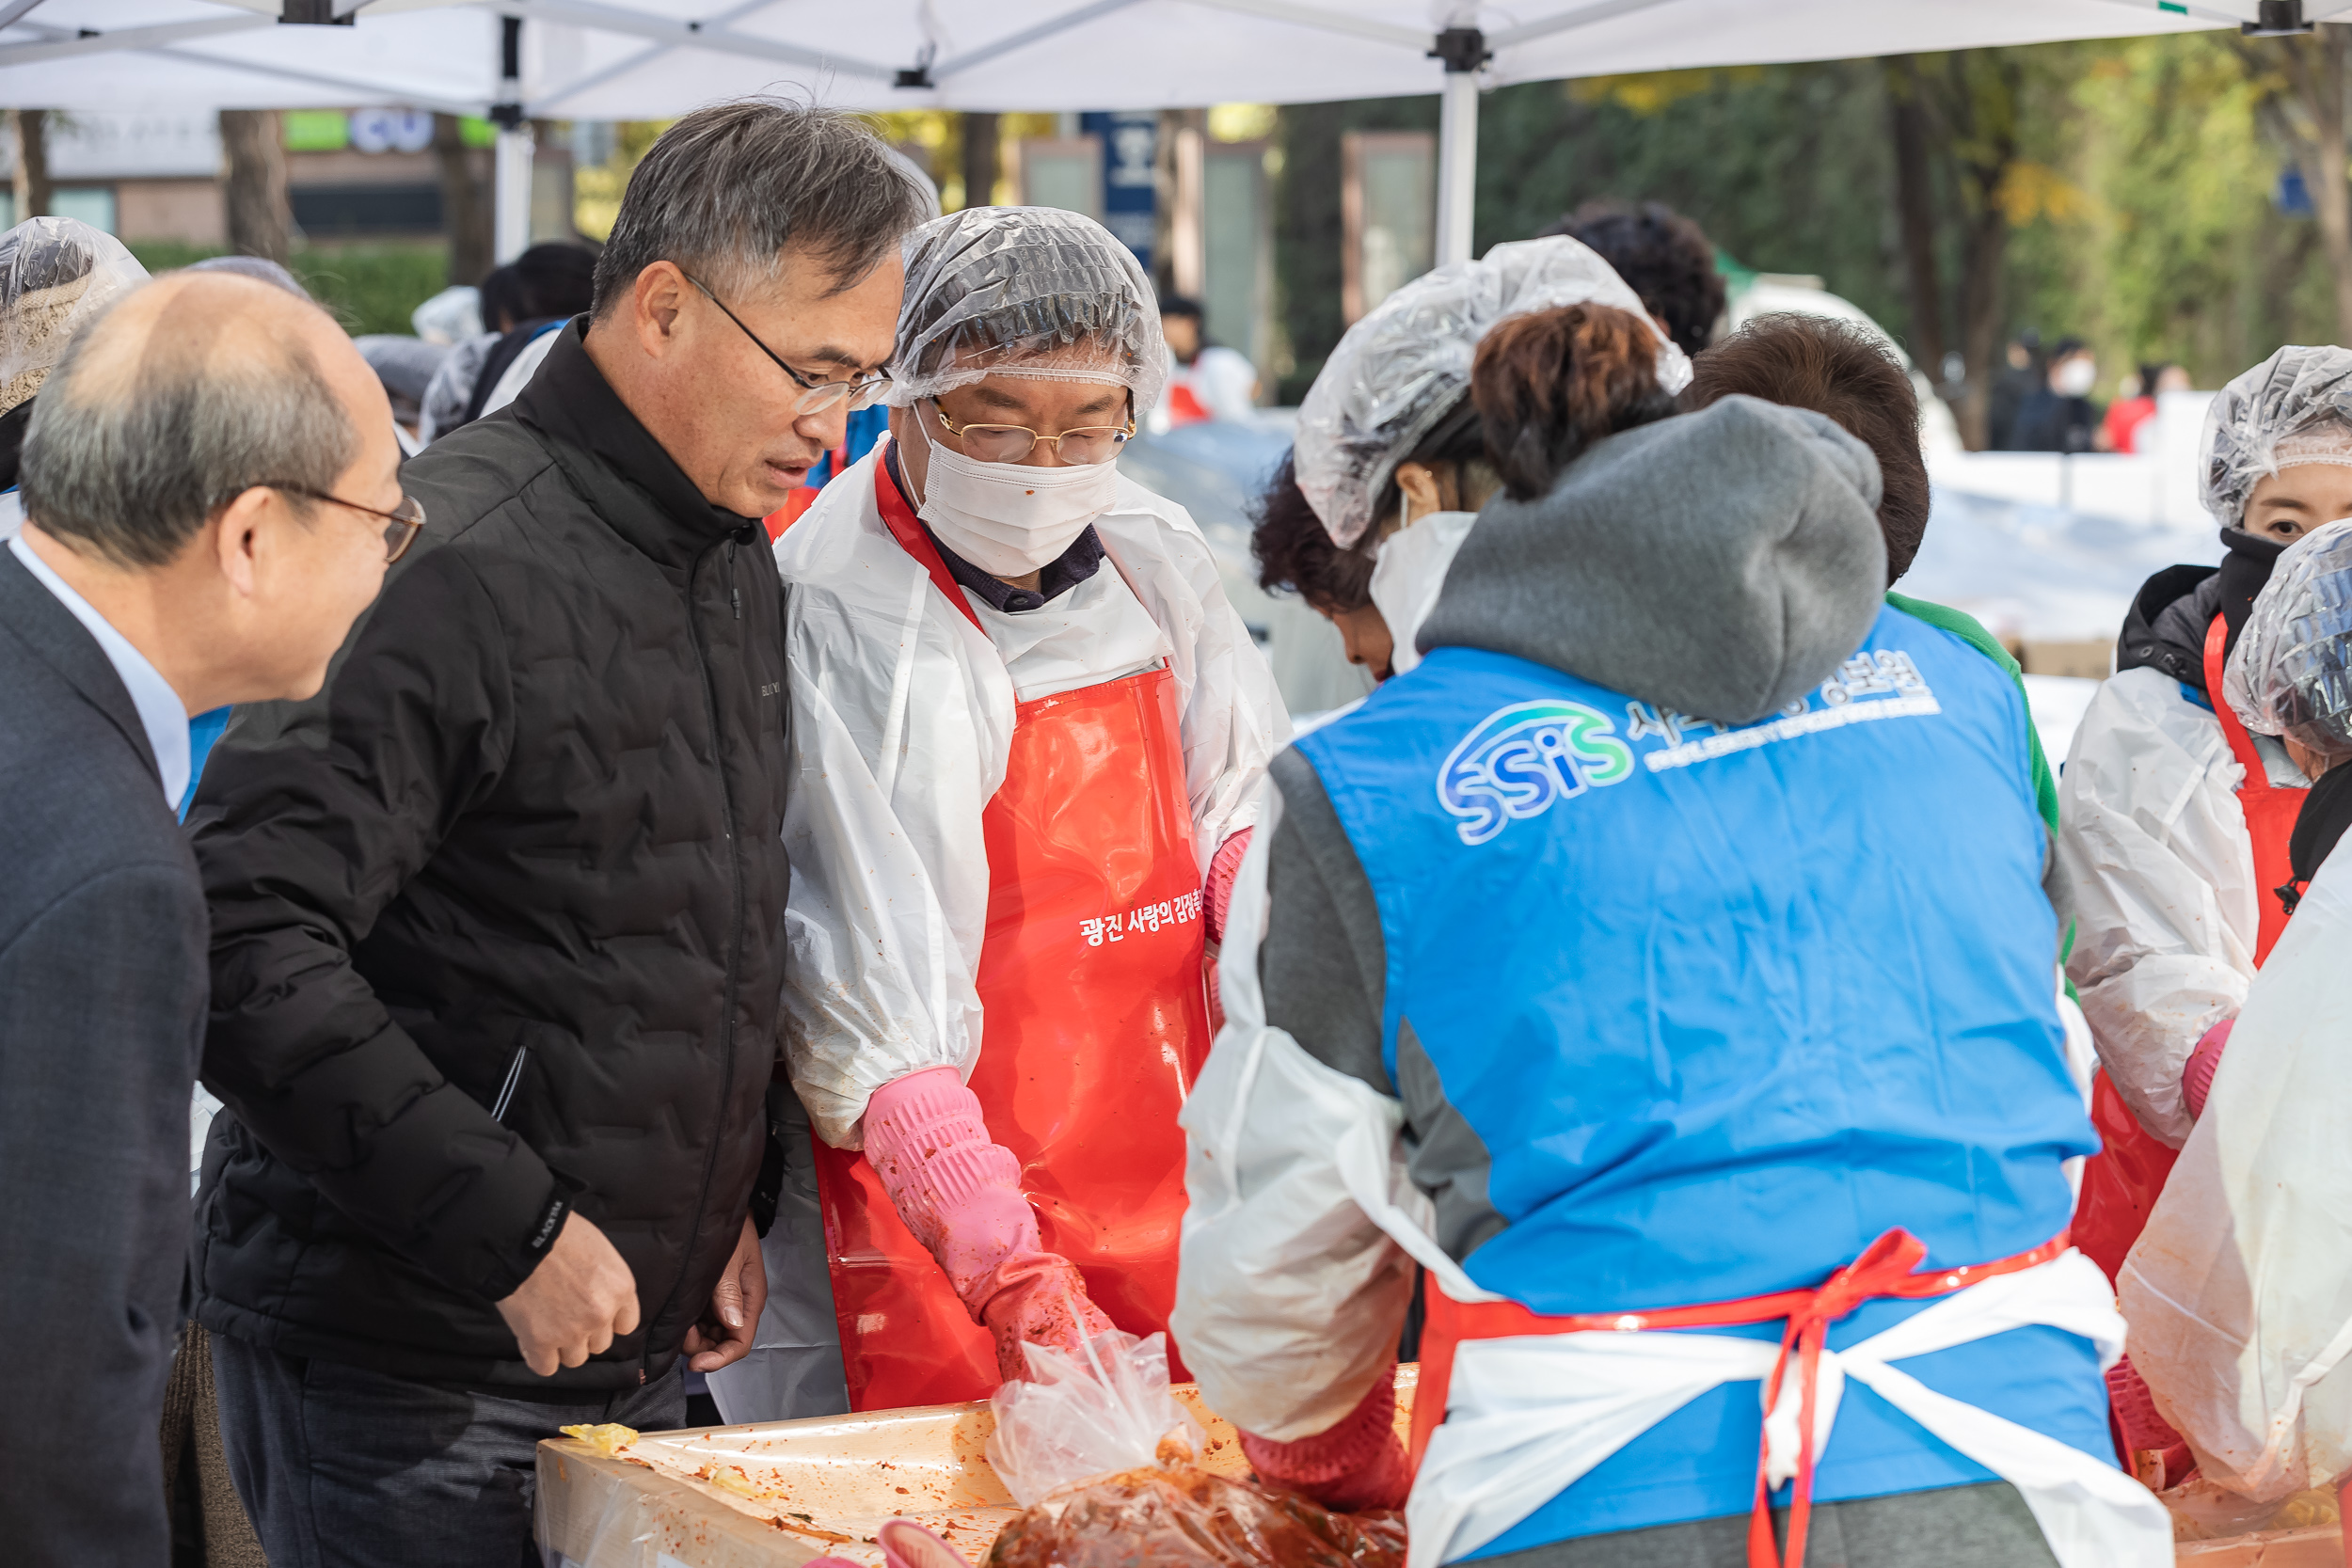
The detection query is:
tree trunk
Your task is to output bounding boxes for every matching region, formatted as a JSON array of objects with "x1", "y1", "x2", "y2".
[
  {"x1": 1883, "y1": 56, "x2": 1947, "y2": 384},
  {"x1": 1944, "y1": 50, "x2": 2022, "y2": 451},
  {"x1": 11, "y1": 109, "x2": 50, "y2": 225},
  {"x1": 2284, "y1": 27, "x2": 2352, "y2": 346},
  {"x1": 1955, "y1": 210, "x2": 2010, "y2": 452},
  {"x1": 219, "y1": 110, "x2": 291, "y2": 262},
  {"x1": 961, "y1": 112, "x2": 1000, "y2": 211},
  {"x1": 436, "y1": 113, "x2": 493, "y2": 290}
]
